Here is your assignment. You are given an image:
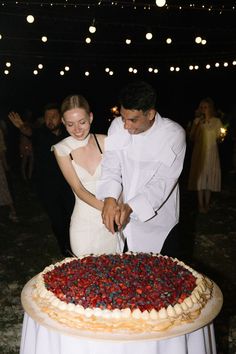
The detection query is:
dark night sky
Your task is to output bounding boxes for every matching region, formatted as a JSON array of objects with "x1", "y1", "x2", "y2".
[{"x1": 0, "y1": 1, "x2": 236, "y2": 132}]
